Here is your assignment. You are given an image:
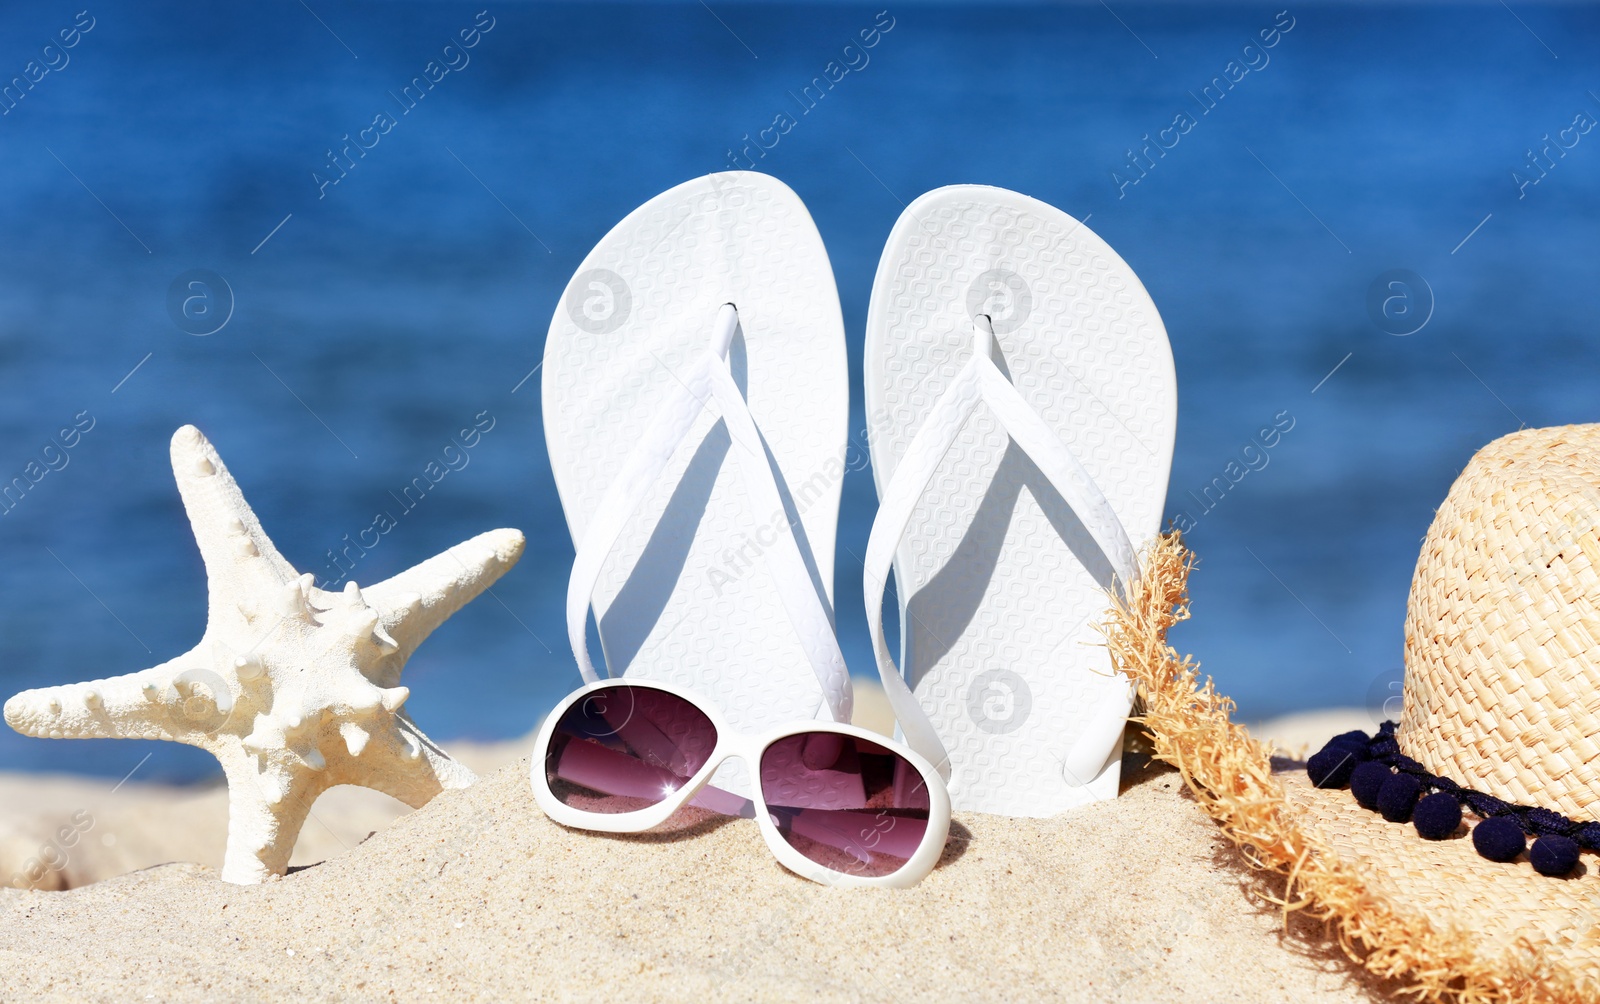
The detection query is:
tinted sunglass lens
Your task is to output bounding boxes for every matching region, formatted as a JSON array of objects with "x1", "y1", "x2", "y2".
[
  {"x1": 759, "y1": 733, "x2": 932, "y2": 878},
  {"x1": 544, "y1": 686, "x2": 718, "y2": 814}
]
